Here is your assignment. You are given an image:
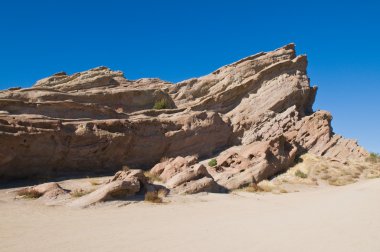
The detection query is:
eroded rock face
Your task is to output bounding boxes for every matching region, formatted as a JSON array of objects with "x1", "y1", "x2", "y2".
[
  {"x1": 207, "y1": 136, "x2": 298, "y2": 190},
  {"x1": 69, "y1": 168, "x2": 147, "y2": 208},
  {"x1": 0, "y1": 43, "x2": 367, "y2": 183}
]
